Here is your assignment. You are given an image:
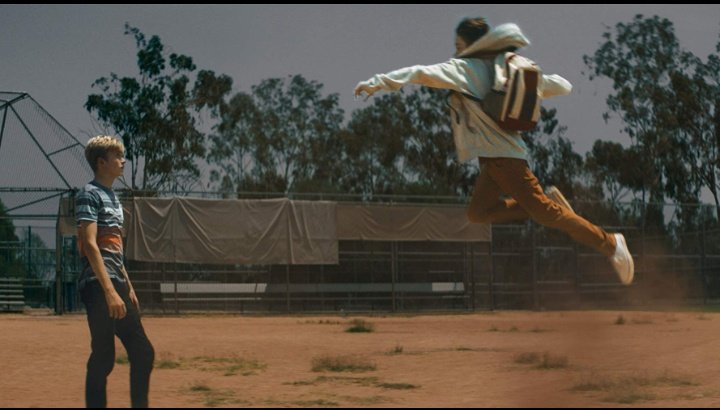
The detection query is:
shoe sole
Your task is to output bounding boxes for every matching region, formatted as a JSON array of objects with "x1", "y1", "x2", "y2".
[{"x1": 615, "y1": 234, "x2": 634, "y2": 285}]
